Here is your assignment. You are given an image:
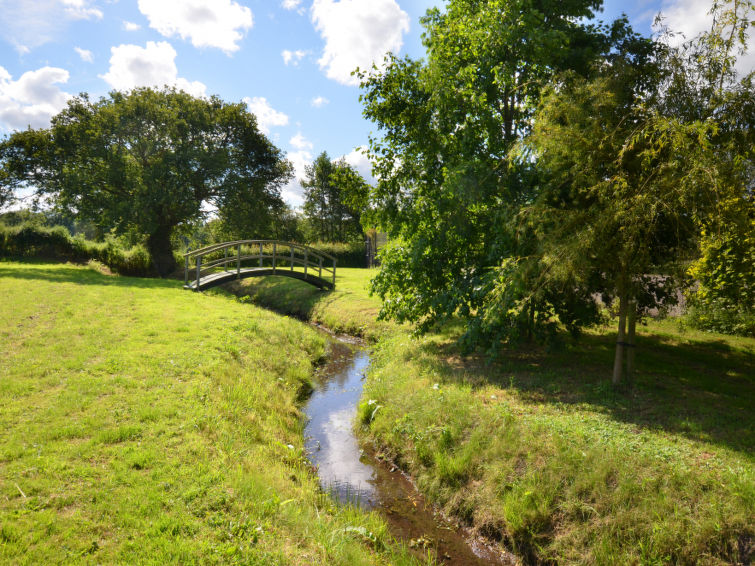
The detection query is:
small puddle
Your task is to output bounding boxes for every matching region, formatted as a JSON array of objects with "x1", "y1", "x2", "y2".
[{"x1": 304, "y1": 339, "x2": 514, "y2": 565}]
